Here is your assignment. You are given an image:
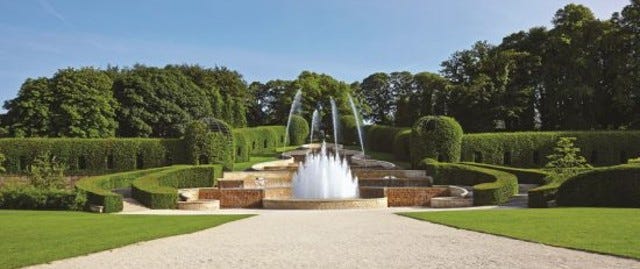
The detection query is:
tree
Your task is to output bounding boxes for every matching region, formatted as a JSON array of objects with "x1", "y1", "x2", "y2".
[
  {"x1": 2, "y1": 78, "x2": 53, "y2": 137},
  {"x1": 113, "y1": 66, "x2": 212, "y2": 137},
  {"x1": 545, "y1": 137, "x2": 592, "y2": 177},
  {"x1": 358, "y1": 72, "x2": 393, "y2": 124},
  {"x1": 49, "y1": 68, "x2": 118, "y2": 138}
]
